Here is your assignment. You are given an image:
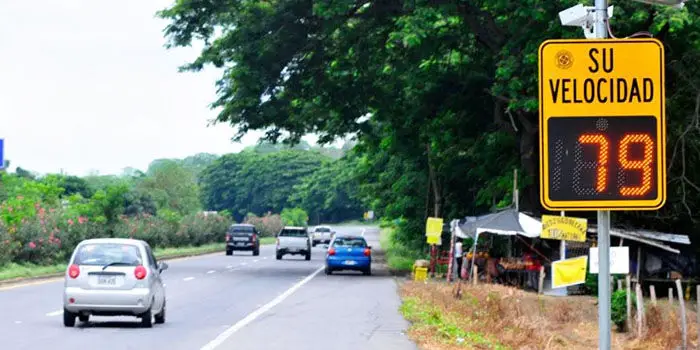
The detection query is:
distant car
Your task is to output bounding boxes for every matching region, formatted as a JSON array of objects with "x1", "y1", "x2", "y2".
[
  {"x1": 325, "y1": 235, "x2": 371, "y2": 276},
  {"x1": 63, "y1": 238, "x2": 168, "y2": 328},
  {"x1": 311, "y1": 225, "x2": 335, "y2": 246},
  {"x1": 225, "y1": 224, "x2": 260, "y2": 256},
  {"x1": 276, "y1": 226, "x2": 311, "y2": 260}
]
